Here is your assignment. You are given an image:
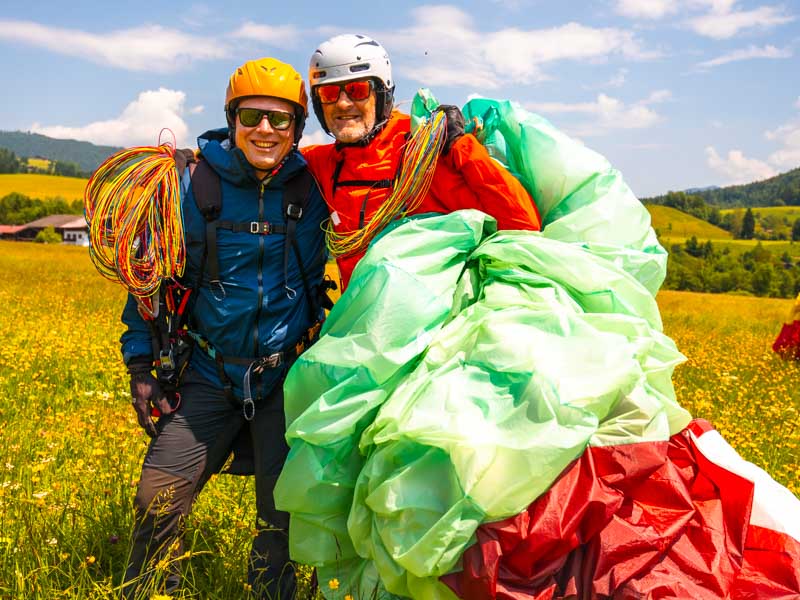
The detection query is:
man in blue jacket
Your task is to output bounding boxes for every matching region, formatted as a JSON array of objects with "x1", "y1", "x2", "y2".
[{"x1": 120, "y1": 58, "x2": 327, "y2": 600}]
